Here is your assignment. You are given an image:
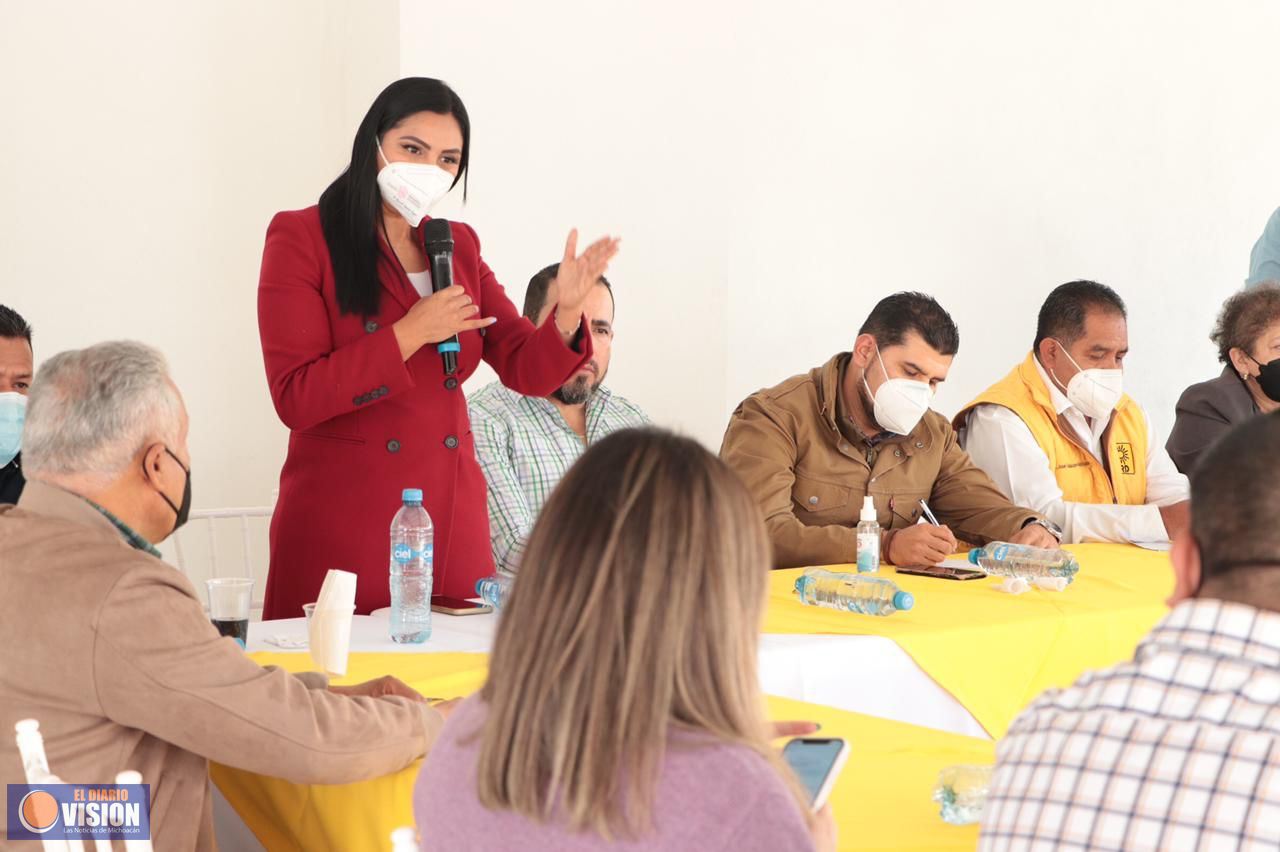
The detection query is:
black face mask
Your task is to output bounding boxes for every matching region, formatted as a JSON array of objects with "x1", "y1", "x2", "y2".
[
  {"x1": 144, "y1": 447, "x2": 192, "y2": 534},
  {"x1": 1246, "y1": 354, "x2": 1280, "y2": 403}
]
